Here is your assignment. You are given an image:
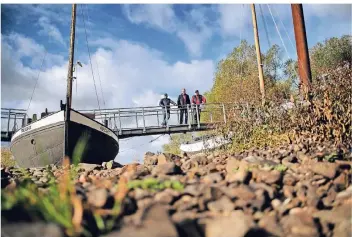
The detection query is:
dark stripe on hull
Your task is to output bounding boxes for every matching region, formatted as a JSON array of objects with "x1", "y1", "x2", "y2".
[
  {"x1": 67, "y1": 121, "x2": 119, "y2": 164},
  {"x1": 11, "y1": 122, "x2": 119, "y2": 168}
]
